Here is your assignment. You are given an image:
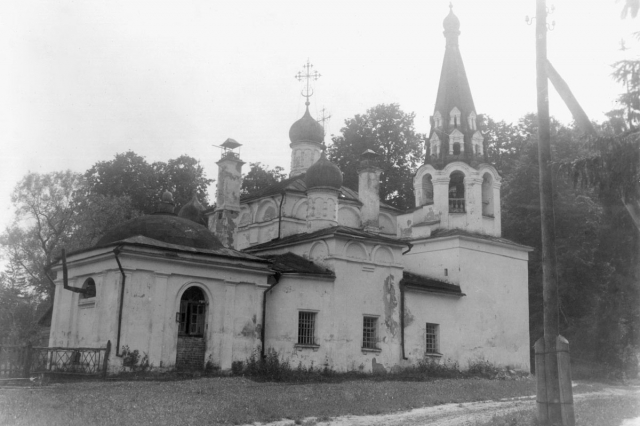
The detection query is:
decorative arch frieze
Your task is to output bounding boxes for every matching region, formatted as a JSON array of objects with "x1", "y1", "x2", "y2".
[
  {"x1": 291, "y1": 198, "x2": 309, "y2": 220},
  {"x1": 338, "y1": 205, "x2": 362, "y2": 228},
  {"x1": 309, "y1": 240, "x2": 330, "y2": 263},
  {"x1": 255, "y1": 198, "x2": 279, "y2": 223},
  {"x1": 372, "y1": 245, "x2": 395, "y2": 264},
  {"x1": 343, "y1": 241, "x2": 369, "y2": 261}
]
